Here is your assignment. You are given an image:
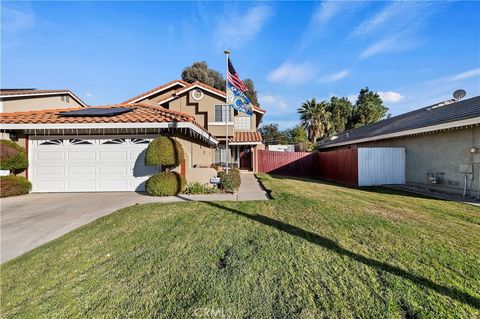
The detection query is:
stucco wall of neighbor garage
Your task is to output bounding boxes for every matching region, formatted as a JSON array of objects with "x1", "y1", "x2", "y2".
[
  {"x1": 1, "y1": 95, "x2": 83, "y2": 112},
  {"x1": 360, "y1": 126, "x2": 480, "y2": 197}
]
